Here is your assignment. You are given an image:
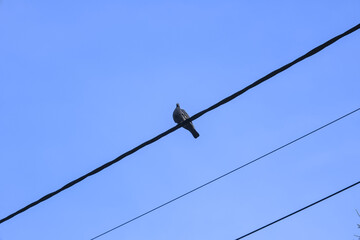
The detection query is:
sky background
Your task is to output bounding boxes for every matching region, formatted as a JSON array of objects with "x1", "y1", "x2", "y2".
[{"x1": 1, "y1": 1, "x2": 360, "y2": 239}]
